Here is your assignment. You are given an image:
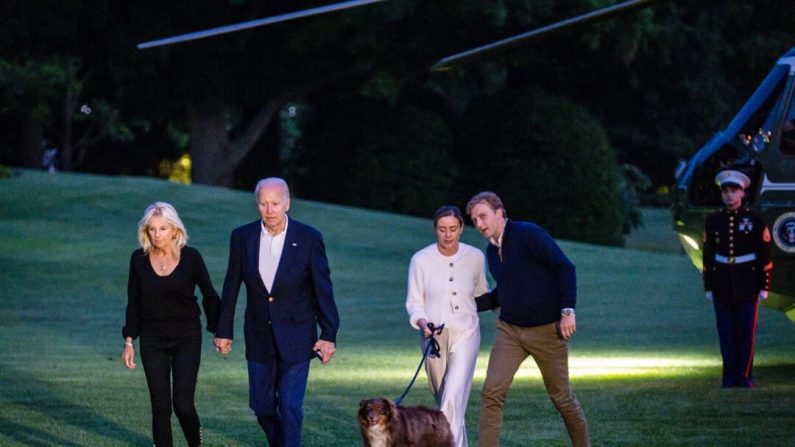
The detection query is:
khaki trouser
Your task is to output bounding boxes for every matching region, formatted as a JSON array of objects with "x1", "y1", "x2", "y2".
[{"x1": 479, "y1": 320, "x2": 590, "y2": 447}]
